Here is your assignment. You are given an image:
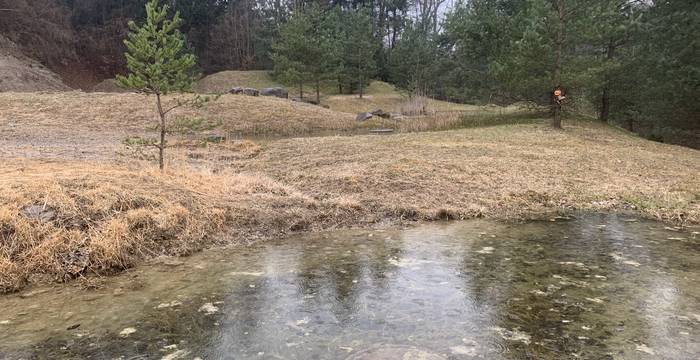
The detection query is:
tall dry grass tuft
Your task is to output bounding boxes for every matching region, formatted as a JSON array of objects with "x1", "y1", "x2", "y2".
[
  {"x1": 0, "y1": 161, "x2": 231, "y2": 293},
  {"x1": 399, "y1": 96, "x2": 432, "y2": 116}
]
